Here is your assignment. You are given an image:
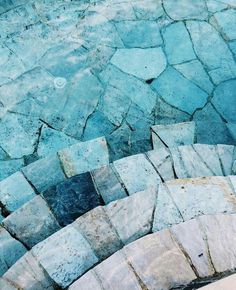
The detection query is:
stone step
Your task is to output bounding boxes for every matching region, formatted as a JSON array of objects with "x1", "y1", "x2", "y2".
[
  {"x1": 199, "y1": 274, "x2": 236, "y2": 290},
  {"x1": 0, "y1": 142, "x2": 235, "y2": 274},
  {"x1": 3, "y1": 212, "x2": 236, "y2": 289},
  {"x1": 69, "y1": 213, "x2": 236, "y2": 290},
  {"x1": 2, "y1": 176, "x2": 236, "y2": 288}
]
